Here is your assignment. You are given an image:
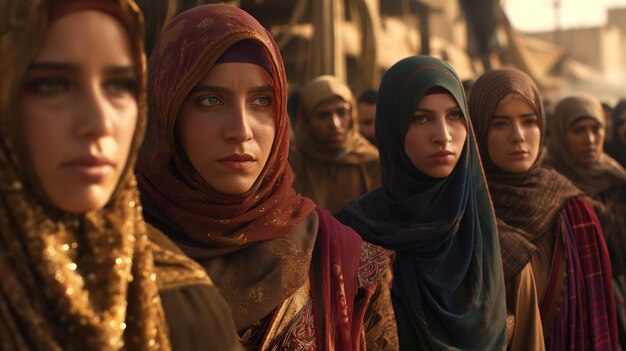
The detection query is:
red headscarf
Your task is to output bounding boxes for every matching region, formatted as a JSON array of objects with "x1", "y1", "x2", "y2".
[{"x1": 136, "y1": 4, "x2": 316, "y2": 329}]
